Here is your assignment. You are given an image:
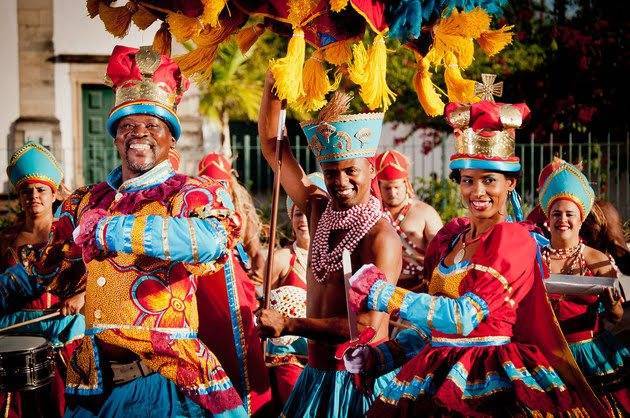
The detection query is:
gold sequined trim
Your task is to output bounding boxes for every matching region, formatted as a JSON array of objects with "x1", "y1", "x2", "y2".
[
  {"x1": 300, "y1": 111, "x2": 385, "y2": 128},
  {"x1": 162, "y1": 218, "x2": 170, "y2": 260},
  {"x1": 471, "y1": 264, "x2": 515, "y2": 307},
  {"x1": 131, "y1": 217, "x2": 147, "y2": 255},
  {"x1": 187, "y1": 218, "x2": 199, "y2": 263},
  {"x1": 315, "y1": 148, "x2": 377, "y2": 162},
  {"x1": 427, "y1": 297, "x2": 436, "y2": 329},
  {"x1": 432, "y1": 335, "x2": 511, "y2": 345},
  {"x1": 454, "y1": 304, "x2": 463, "y2": 334},
  {"x1": 466, "y1": 295, "x2": 486, "y2": 323},
  {"x1": 386, "y1": 287, "x2": 410, "y2": 314},
  {"x1": 455, "y1": 128, "x2": 515, "y2": 159}
]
